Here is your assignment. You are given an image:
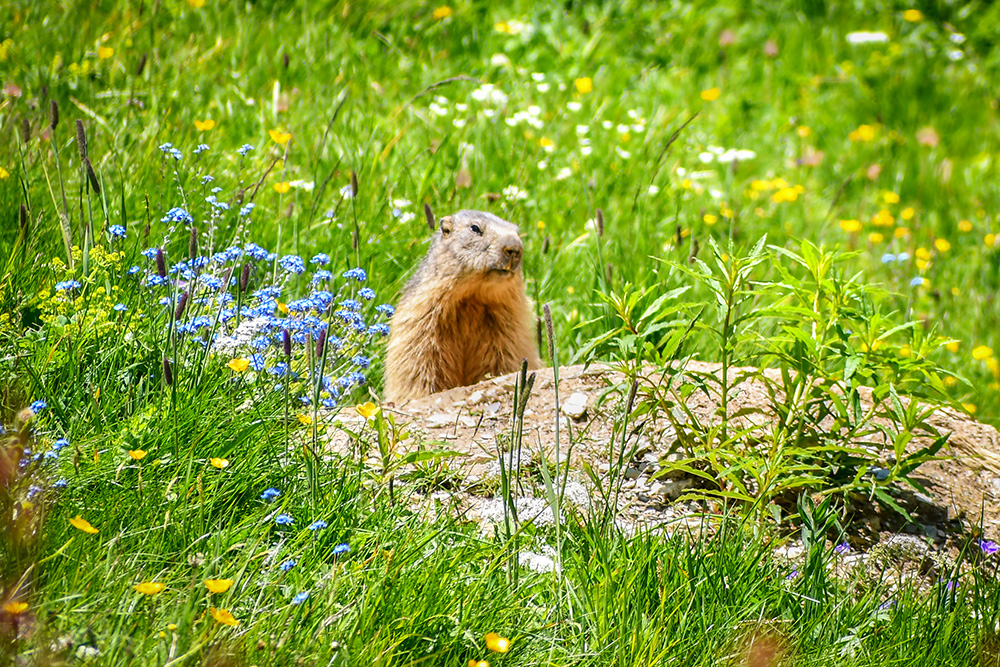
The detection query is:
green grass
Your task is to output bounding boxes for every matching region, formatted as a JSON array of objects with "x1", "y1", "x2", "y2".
[{"x1": 4, "y1": 0, "x2": 1000, "y2": 664}]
